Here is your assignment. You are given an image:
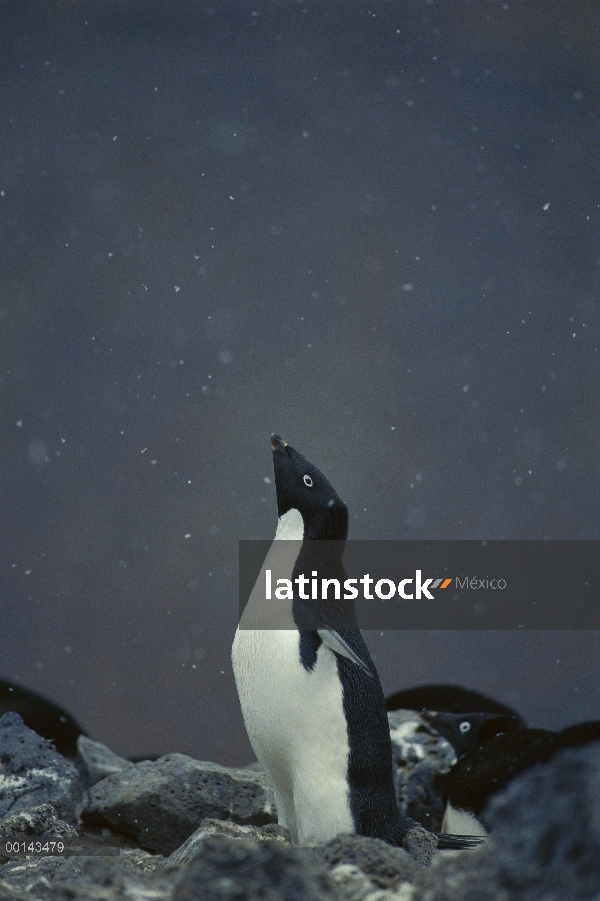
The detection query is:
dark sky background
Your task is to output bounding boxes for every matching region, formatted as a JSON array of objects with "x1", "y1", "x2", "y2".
[{"x1": 1, "y1": 0, "x2": 599, "y2": 765}]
